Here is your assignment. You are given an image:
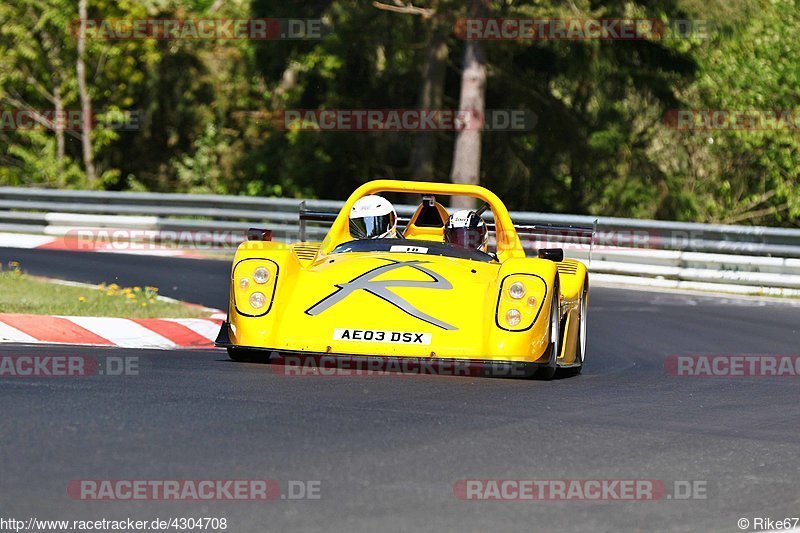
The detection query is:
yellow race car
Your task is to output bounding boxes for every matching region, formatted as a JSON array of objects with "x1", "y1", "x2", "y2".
[{"x1": 215, "y1": 180, "x2": 591, "y2": 379}]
